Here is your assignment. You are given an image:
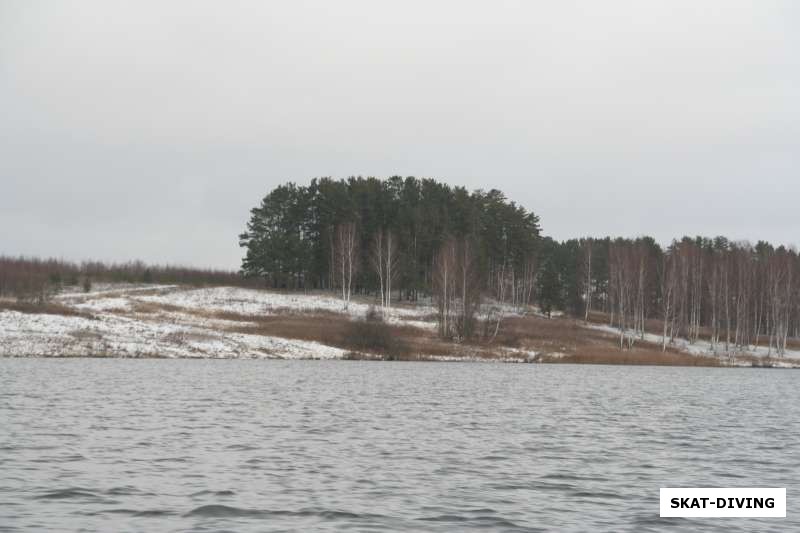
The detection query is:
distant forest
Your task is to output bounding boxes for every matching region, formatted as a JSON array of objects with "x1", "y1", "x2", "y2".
[
  {"x1": 0, "y1": 257, "x2": 259, "y2": 302},
  {"x1": 240, "y1": 176, "x2": 800, "y2": 354}
]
